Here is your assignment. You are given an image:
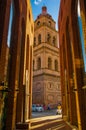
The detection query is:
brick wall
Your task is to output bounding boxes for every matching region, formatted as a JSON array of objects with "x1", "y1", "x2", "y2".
[{"x1": 58, "y1": 0, "x2": 86, "y2": 129}]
